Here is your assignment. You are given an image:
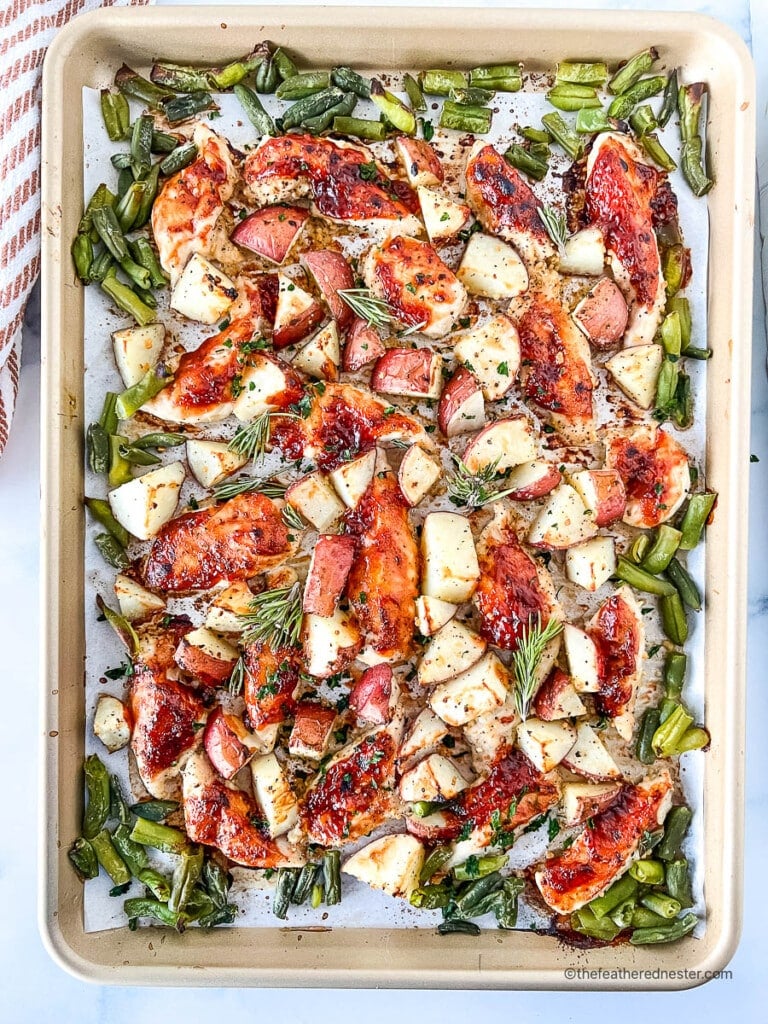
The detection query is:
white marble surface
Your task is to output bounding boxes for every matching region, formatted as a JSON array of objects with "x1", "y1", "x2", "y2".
[{"x1": 1, "y1": 0, "x2": 765, "y2": 1017}]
